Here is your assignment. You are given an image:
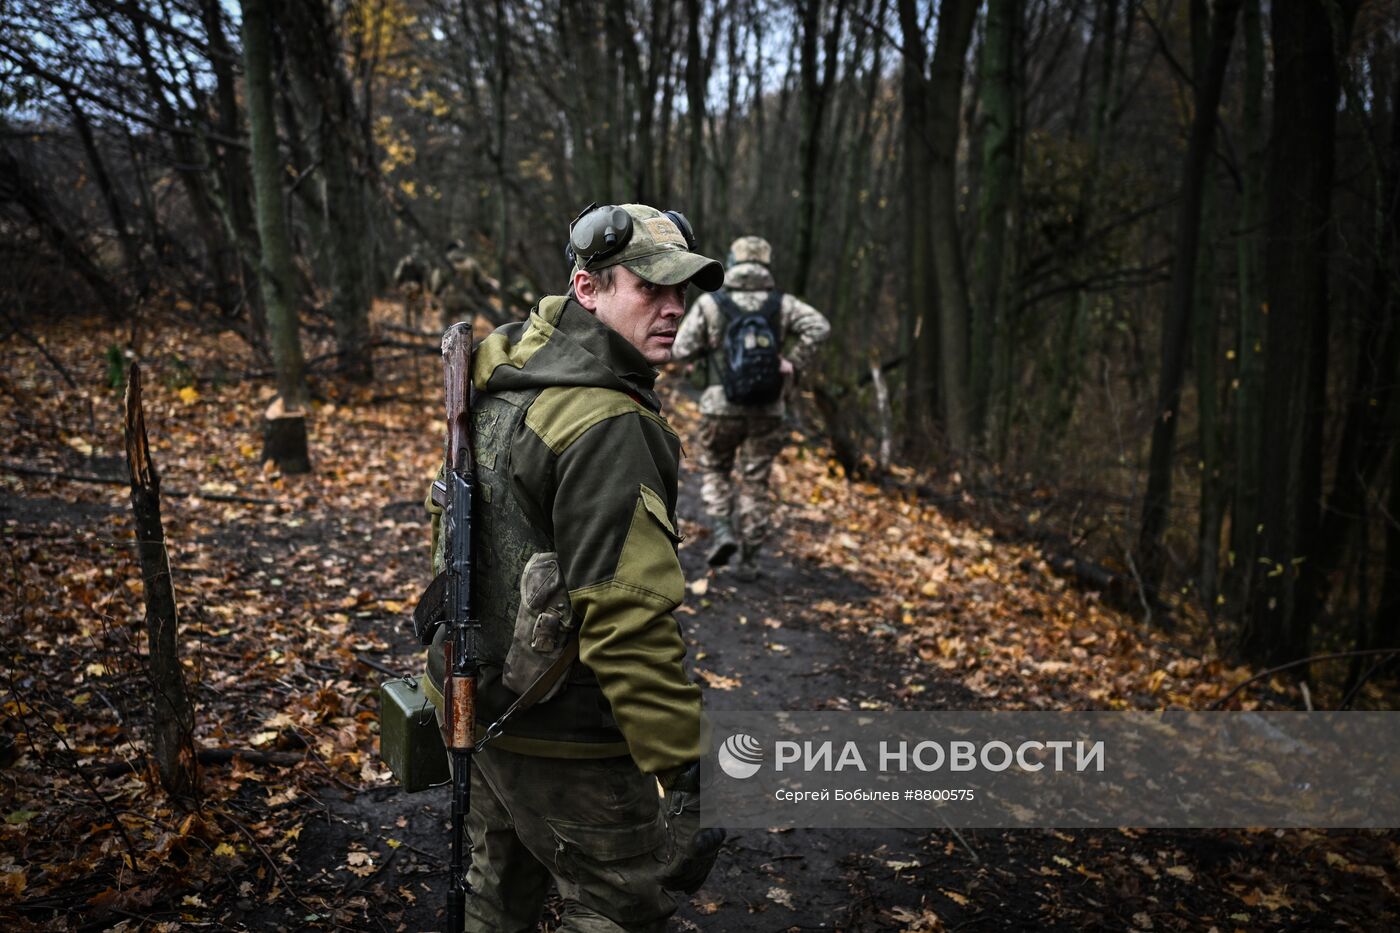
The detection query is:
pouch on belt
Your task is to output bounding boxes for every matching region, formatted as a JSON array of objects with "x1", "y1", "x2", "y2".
[{"x1": 502, "y1": 551, "x2": 576, "y2": 701}]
